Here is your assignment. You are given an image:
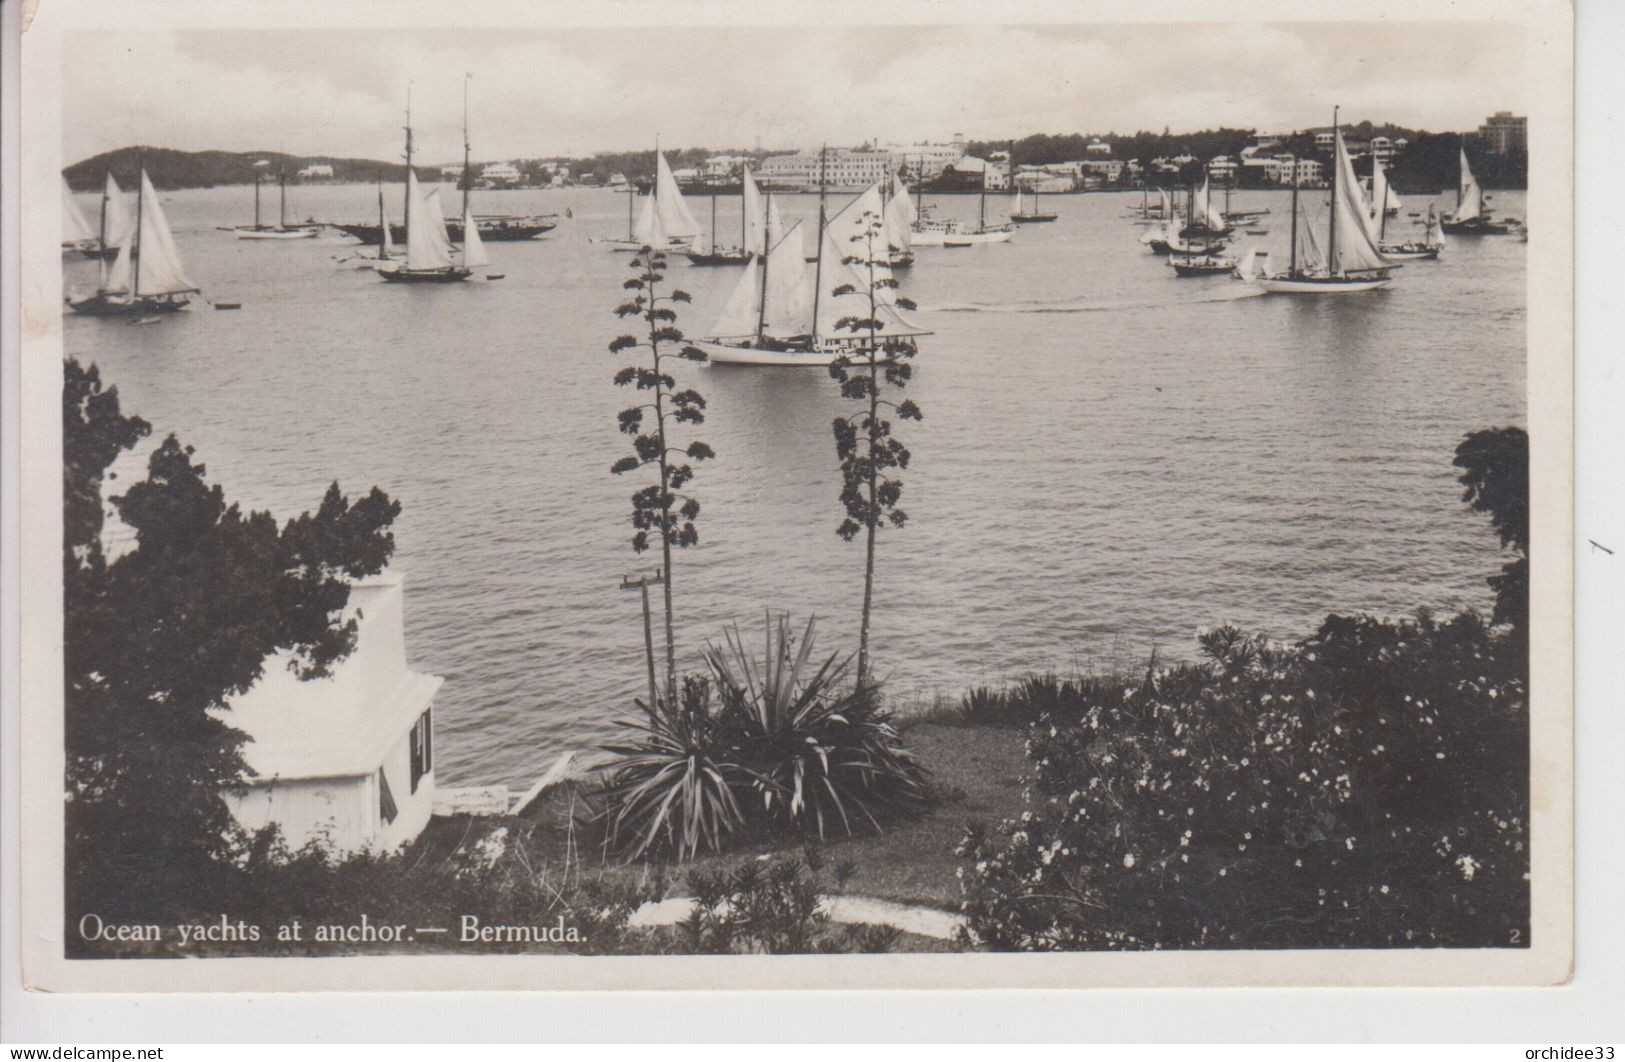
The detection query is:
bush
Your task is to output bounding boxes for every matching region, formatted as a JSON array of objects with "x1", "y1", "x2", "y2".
[
  {"x1": 663, "y1": 851, "x2": 902, "y2": 954},
  {"x1": 956, "y1": 612, "x2": 1529, "y2": 951},
  {"x1": 598, "y1": 614, "x2": 930, "y2": 860}
]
